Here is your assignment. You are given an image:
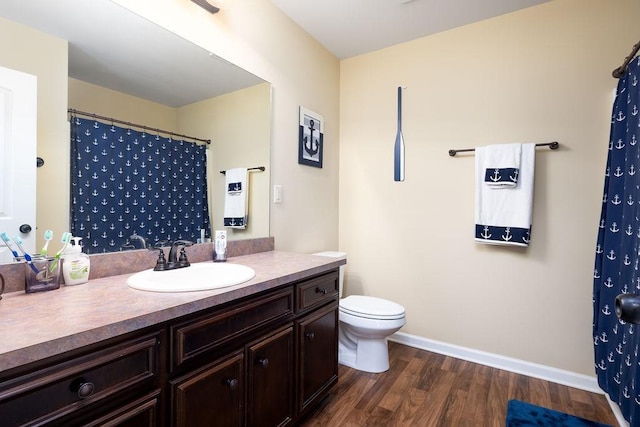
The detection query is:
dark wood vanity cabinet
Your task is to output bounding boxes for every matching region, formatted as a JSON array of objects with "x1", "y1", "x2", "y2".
[
  {"x1": 246, "y1": 326, "x2": 294, "y2": 427},
  {"x1": 297, "y1": 304, "x2": 339, "y2": 414},
  {"x1": 0, "y1": 268, "x2": 339, "y2": 427},
  {"x1": 0, "y1": 331, "x2": 163, "y2": 427},
  {"x1": 167, "y1": 270, "x2": 338, "y2": 426},
  {"x1": 171, "y1": 350, "x2": 246, "y2": 426}
]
